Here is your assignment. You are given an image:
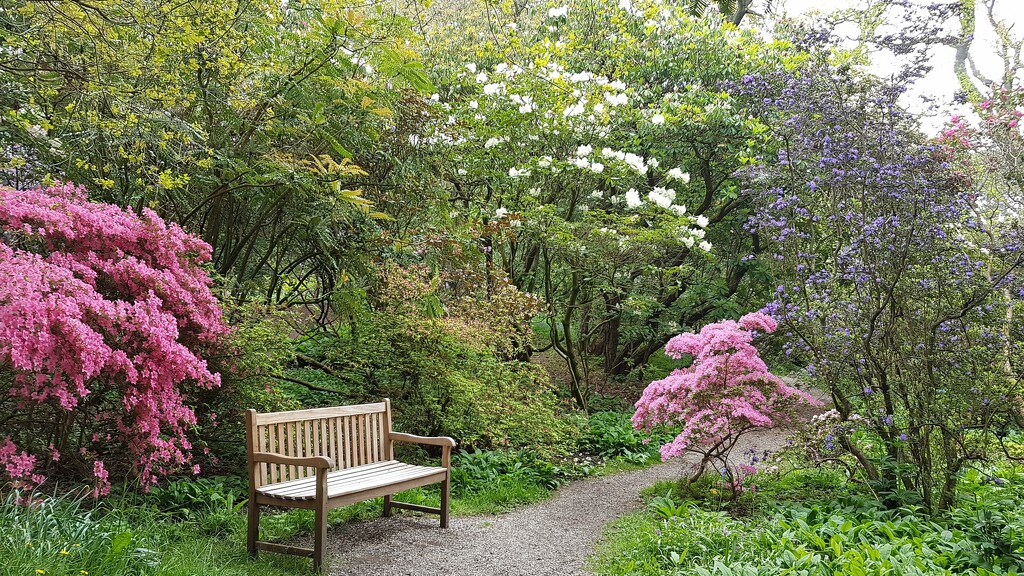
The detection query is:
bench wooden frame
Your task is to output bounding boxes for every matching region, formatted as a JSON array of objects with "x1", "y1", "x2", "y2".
[{"x1": 245, "y1": 399, "x2": 455, "y2": 572}]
